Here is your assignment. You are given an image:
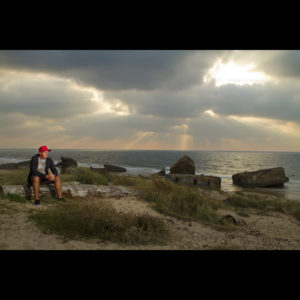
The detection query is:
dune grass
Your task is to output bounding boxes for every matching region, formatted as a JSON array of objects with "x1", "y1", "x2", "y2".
[
  {"x1": 104, "y1": 173, "x2": 138, "y2": 186},
  {"x1": 2, "y1": 167, "x2": 300, "y2": 230},
  {"x1": 133, "y1": 175, "x2": 225, "y2": 227},
  {"x1": 0, "y1": 169, "x2": 28, "y2": 185},
  {"x1": 1, "y1": 192, "x2": 27, "y2": 203},
  {"x1": 28, "y1": 197, "x2": 170, "y2": 245},
  {"x1": 60, "y1": 167, "x2": 109, "y2": 185},
  {"x1": 224, "y1": 191, "x2": 300, "y2": 221}
]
